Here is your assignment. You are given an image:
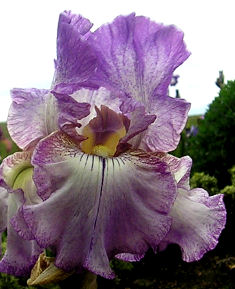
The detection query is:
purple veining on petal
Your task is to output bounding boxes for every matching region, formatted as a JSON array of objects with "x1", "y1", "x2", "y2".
[
  {"x1": 71, "y1": 87, "x2": 123, "y2": 130},
  {"x1": 0, "y1": 185, "x2": 8, "y2": 255},
  {"x1": 0, "y1": 187, "x2": 8, "y2": 233},
  {"x1": 162, "y1": 188, "x2": 226, "y2": 262},
  {"x1": 157, "y1": 153, "x2": 192, "y2": 190},
  {"x1": 140, "y1": 96, "x2": 191, "y2": 152},
  {"x1": 7, "y1": 88, "x2": 58, "y2": 149},
  {"x1": 89, "y1": 13, "x2": 190, "y2": 103},
  {"x1": 25, "y1": 131, "x2": 177, "y2": 278},
  {"x1": 157, "y1": 154, "x2": 226, "y2": 262},
  {"x1": 54, "y1": 82, "x2": 99, "y2": 95},
  {"x1": 115, "y1": 252, "x2": 145, "y2": 262},
  {"x1": 52, "y1": 91, "x2": 91, "y2": 142},
  {"x1": 120, "y1": 106, "x2": 156, "y2": 146},
  {"x1": 0, "y1": 152, "x2": 43, "y2": 276},
  {"x1": 0, "y1": 187, "x2": 42, "y2": 276},
  {"x1": 54, "y1": 11, "x2": 97, "y2": 86}
]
